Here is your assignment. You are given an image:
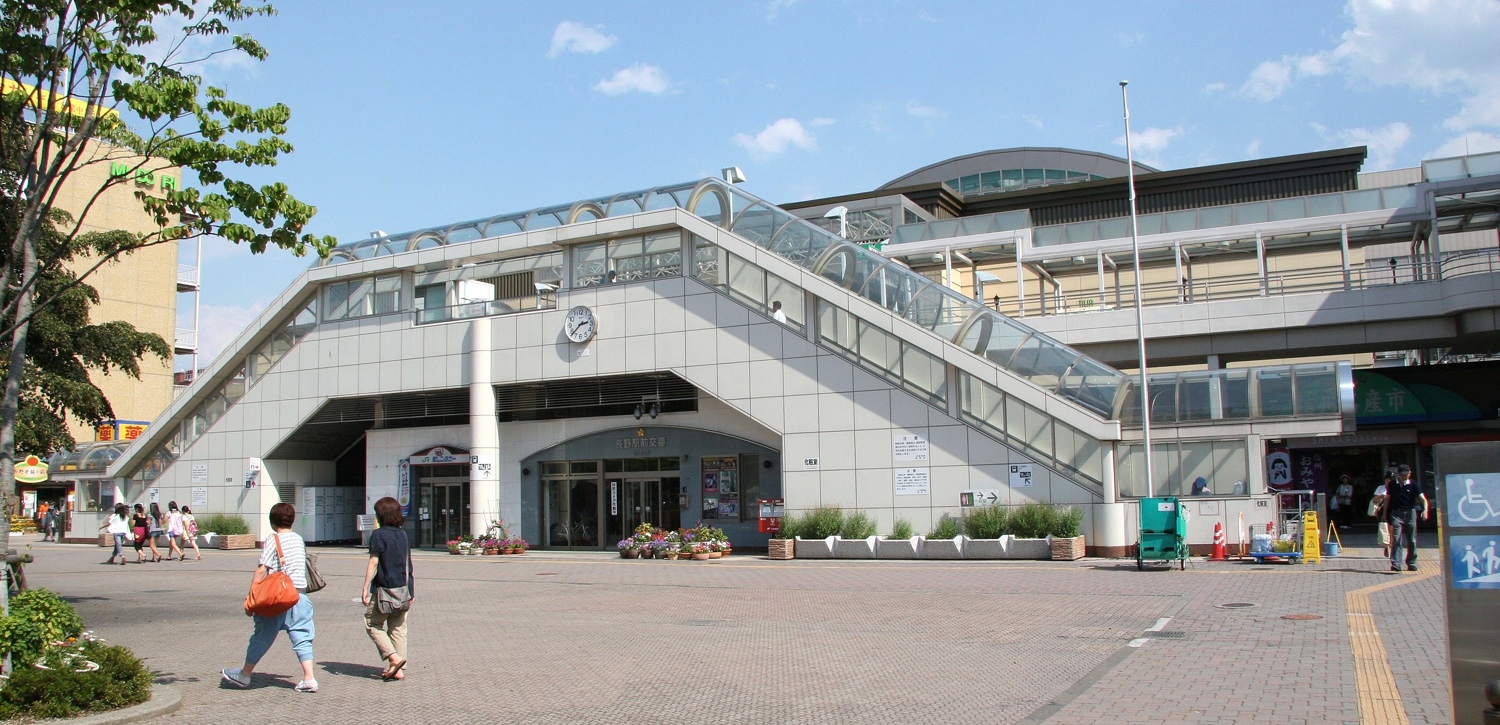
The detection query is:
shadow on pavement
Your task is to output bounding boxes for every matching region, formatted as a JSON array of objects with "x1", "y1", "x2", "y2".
[{"x1": 319, "y1": 661, "x2": 386, "y2": 680}]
